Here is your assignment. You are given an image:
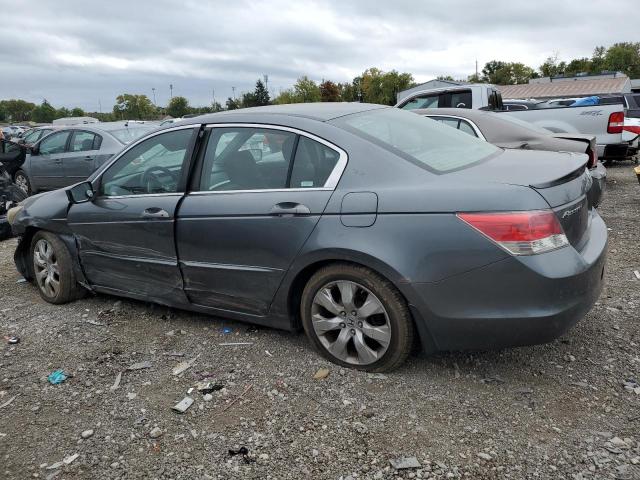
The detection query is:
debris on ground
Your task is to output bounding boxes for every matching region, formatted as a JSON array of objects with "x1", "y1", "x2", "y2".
[
  {"x1": 218, "y1": 342, "x2": 253, "y2": 346},
  {"x1": 172, "y1": 357, "x2": 197, "y2": 376},
  {"x1": 4, "y1": 335, "x2": 19, "y2": 344},
  {"x1": 80, "y1": 429, "x2": 94, "y2": 439},
  {"x1": 477, "y1": 452, "x2": 493, "y2": 461},
  {"x1": 228, "y1": 446, "x2": 254, "y2": 464},
  {"x1": 195, "y1": 381, "x2": 223, "y2": 394},
  {"x1": 623, "y1": 379, "x2": 640, "y2": 394},
  {"x1": 149, "y1": 427, "x2": 163, "y2": 438},
  {"x1": 634, "y1": 270, "x2": 640, "y2": 280},
  {"x1": 172, "y1": 396, "x2": 194, "y2": 413},
  {"x1": 480, "y1": 375, "x2": 506, "y2": 384},
  {"x1": 0, "y1": 395, "x2": 17, "y2": 409},
  {"x1": 222, "y1": 327, "x2": 233, "y2": 334},
  {"x1": 313, "y1": 367, "x2": 330, "y2": 380},
  {"x1": 265, "y1": 350, "x2": 273, "y2": 357},
  {"x1": 389, "y1": 456, "x2": 421, "y2": 469},
  {"x1": 47, "y1": 370, "x2": 67, "y2": 385},
  {"x1": 109, "y1": 372, "x2": 122, "y2": 391},
  {"x1": 127, "y1": 360, "x2": 152, "y2": 371},
  {"x1": 220, "y1": 384, "x2": 253, "y2": 412}
]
